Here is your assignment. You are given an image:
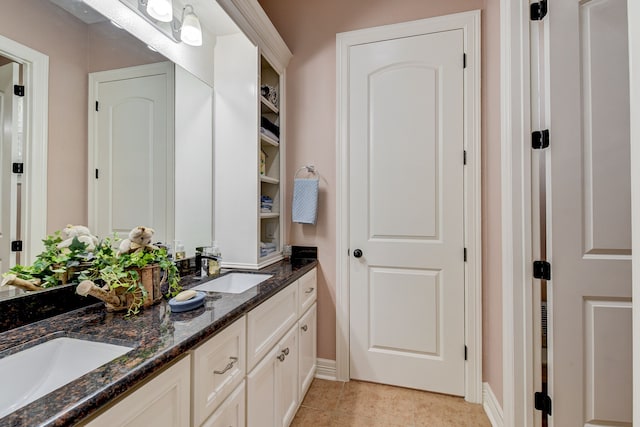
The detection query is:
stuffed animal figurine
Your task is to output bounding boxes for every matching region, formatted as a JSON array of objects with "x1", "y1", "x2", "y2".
[
  {"x1": 57, "y1": 224, "x2": 99, "y2": 252},
  {"x1": 118, "y1": 226, "x2": 158, "y2": 255}
]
